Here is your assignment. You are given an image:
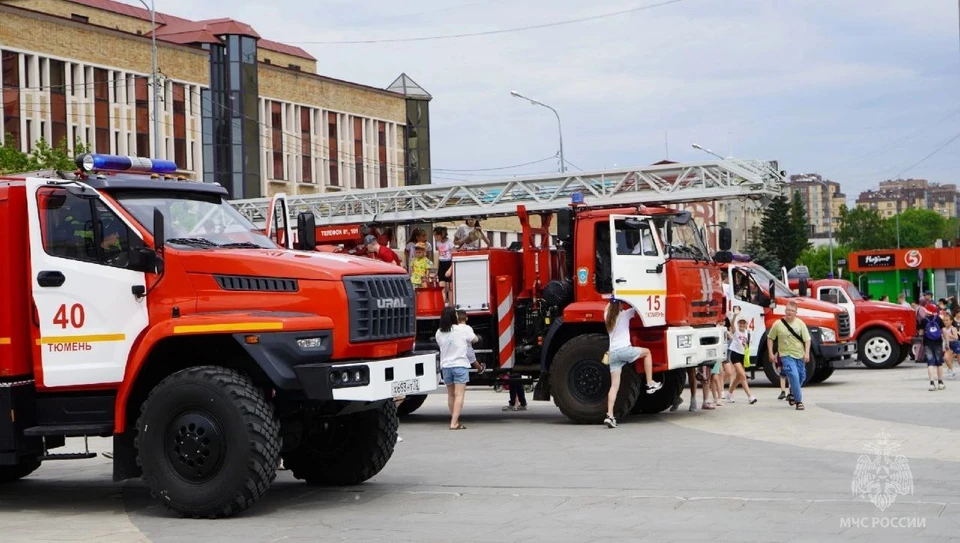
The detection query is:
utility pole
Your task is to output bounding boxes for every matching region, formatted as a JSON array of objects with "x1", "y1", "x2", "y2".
[{"x1": 138, "y1": 0, "x2": 160, "y2": 159}]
